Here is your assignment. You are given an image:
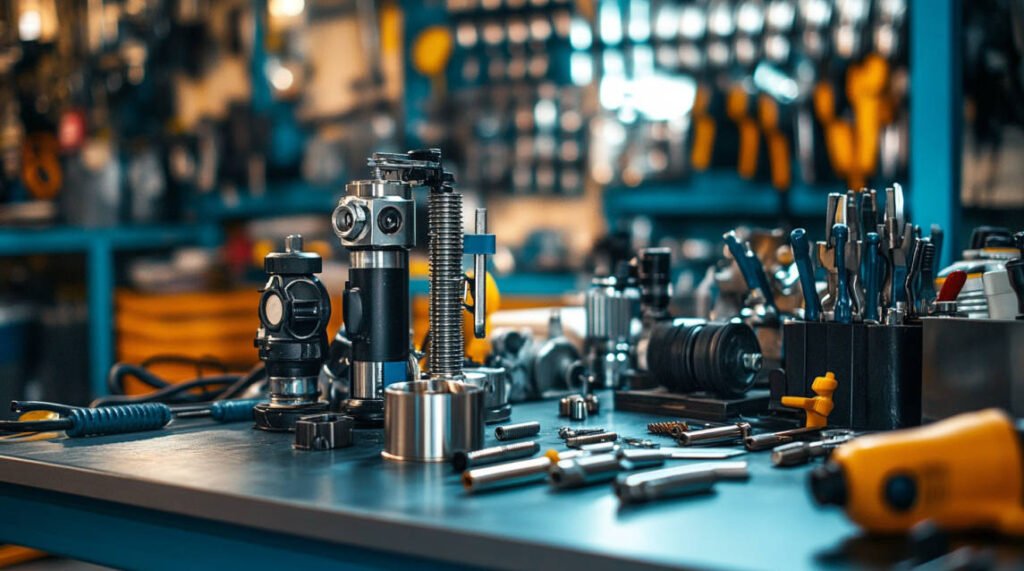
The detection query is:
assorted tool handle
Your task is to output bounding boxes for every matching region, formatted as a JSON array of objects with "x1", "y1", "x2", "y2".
[{"x1": 791, "y1": 185, "x2": 943, "y2": 324}]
